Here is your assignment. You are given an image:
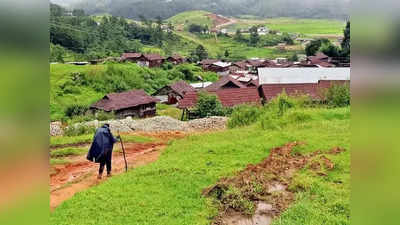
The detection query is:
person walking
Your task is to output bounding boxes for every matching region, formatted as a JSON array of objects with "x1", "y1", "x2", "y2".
[{"x1": 87, "y1": 124, "x2": 120, "y2": 179}]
